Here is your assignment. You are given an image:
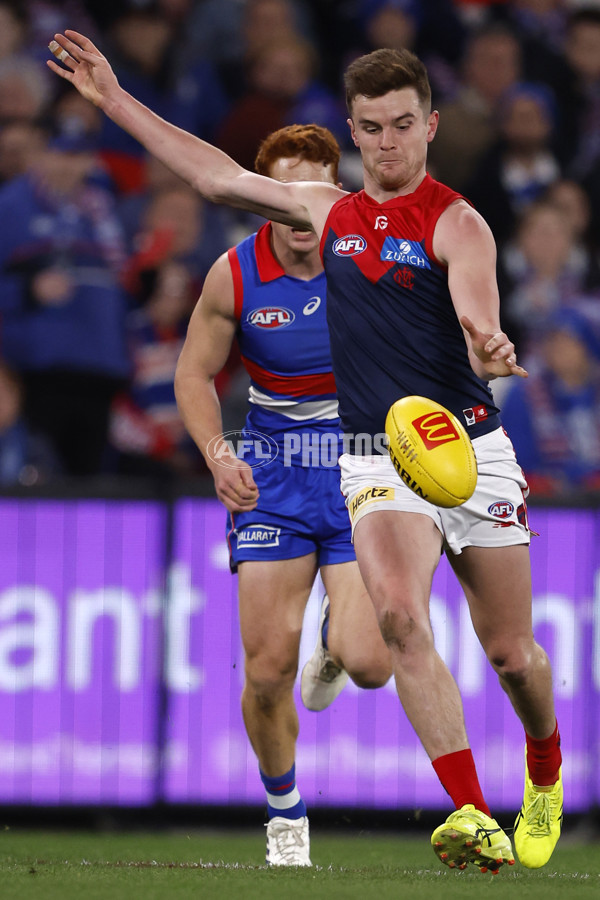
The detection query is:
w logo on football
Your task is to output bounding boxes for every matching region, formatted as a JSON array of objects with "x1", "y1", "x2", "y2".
[{"x1": 412, "y1": 411, "x2": 460, "y2": 450}]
